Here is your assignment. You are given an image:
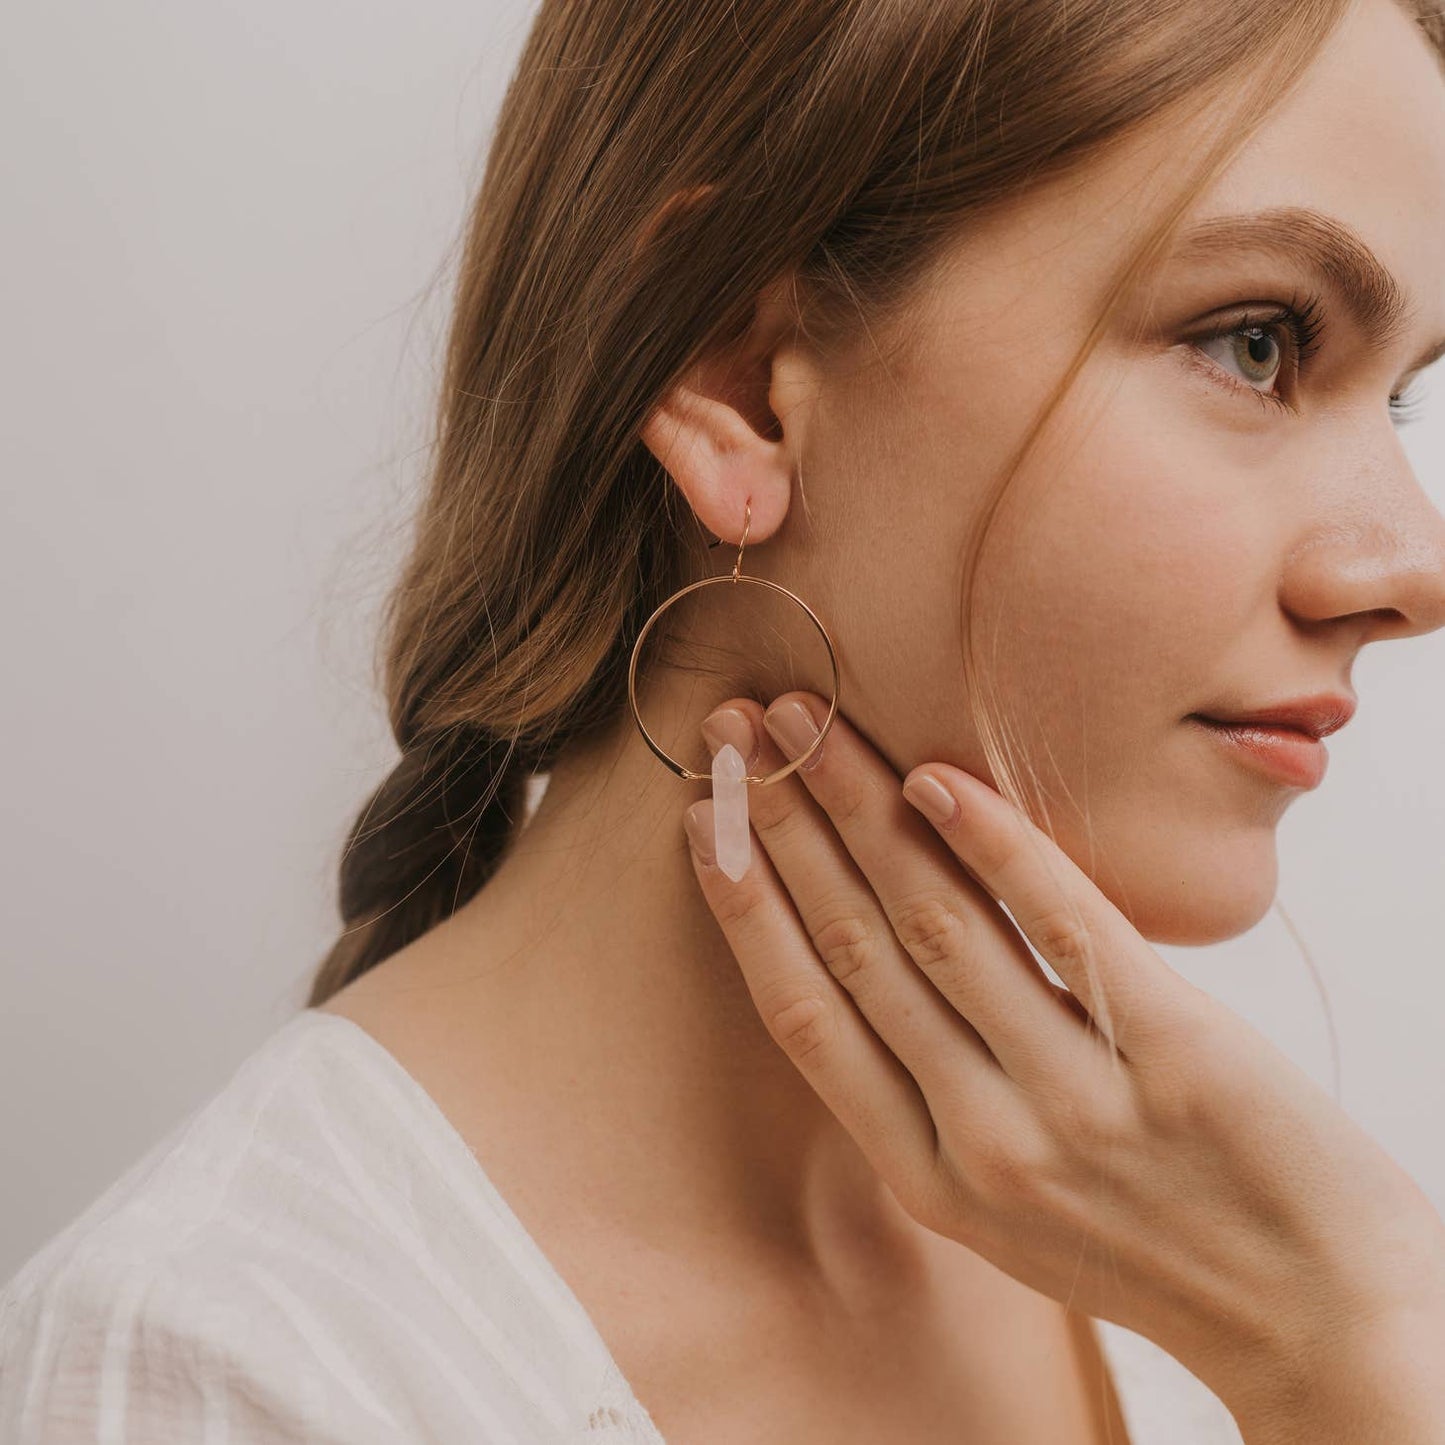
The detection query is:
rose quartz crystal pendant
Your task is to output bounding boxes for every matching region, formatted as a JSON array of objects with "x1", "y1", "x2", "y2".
[{"x1": 711, "y1": 742, "x2": 751, "y2": 882}]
